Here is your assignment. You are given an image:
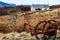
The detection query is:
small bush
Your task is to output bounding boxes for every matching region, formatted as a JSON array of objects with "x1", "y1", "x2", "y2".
[{"x1": 0, "y1": 9, "x2": 8, "y2": 16}]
